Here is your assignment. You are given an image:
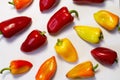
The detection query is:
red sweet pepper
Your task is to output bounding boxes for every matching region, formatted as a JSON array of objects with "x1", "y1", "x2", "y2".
[
  {"x1": 0, "y1": 60, "x2": 33, "y2": 75},
  {"x1": 0, "y1": 16, "x2": 32, "y2": 38},
  {"x1": 21, "y1": 29, "x2": 47, "y2": 52},
  {"x1": 40, "y1": 0, "x2": 57, "y2": 12},
  {"x1": 47, "y1": 6, "x2": 78, "y2": 34},
  {"x1": 91, "y1": 47, "x2": 118, "y2": 65},
  {"x1": 73, "y1": 0, "x2": 105, "y2": 4}
]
